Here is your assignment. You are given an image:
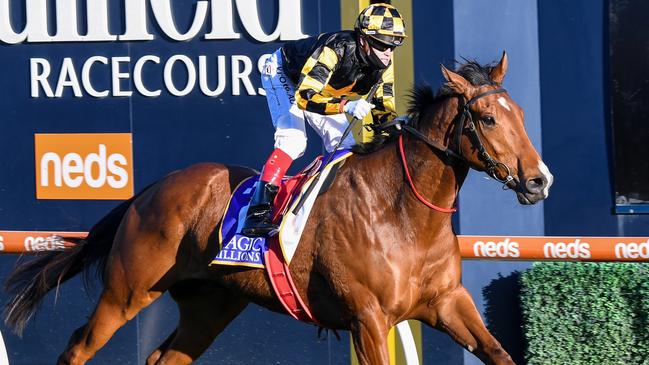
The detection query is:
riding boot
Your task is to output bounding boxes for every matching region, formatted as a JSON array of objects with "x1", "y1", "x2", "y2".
[
  {"x1": 241, "y1": 148, "x2": 293, "y2": 236},
  {"x1": 242, "y1": 181, "x2": 280, "y2": 236}
]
